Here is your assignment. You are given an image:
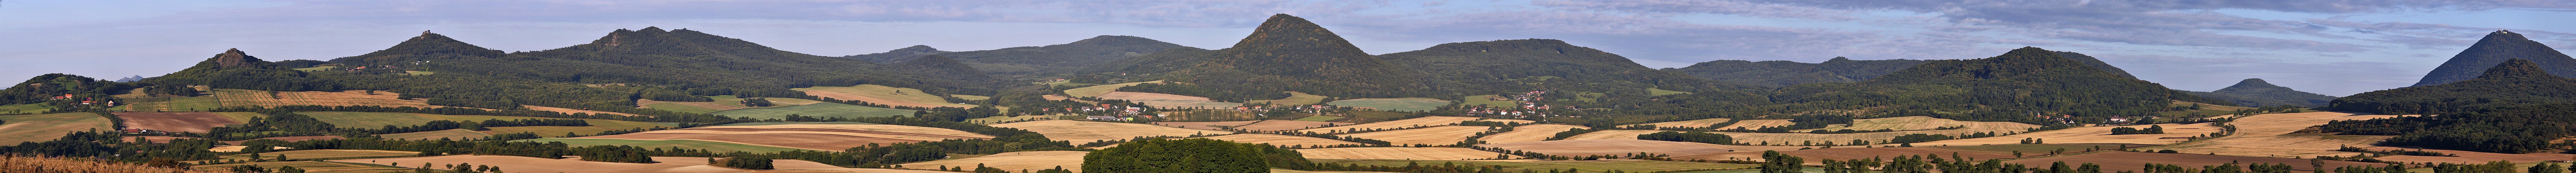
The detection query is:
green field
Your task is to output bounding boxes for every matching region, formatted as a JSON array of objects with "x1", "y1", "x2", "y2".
[
  {"x1": 0, "y1": 112, "x2": 115, "y2": 144},
  {"x1": 709, "y1": 102, "x2": 916, "y2": 120},
  {"x1": 1648, "y1": 88, "x2": 1692, "y2": 96},
  {"x1": 1250, "y1": 91, "x2": 1329, "y2": 106},
  {"x1": 1458, "y1": 95, "x2": 1518, "y2": 107},
  {"x1": 1326, "y1": 98, "x2": 1452, "y2": 112},
  {"x1": 193, "y1": 161, "x2": 416, "y2": 173},
  {"x1": 516, "y1": 138, "x2": 807, "y2": 153},
  {"x1": 953, "y1": 94, "x2": 992, "y2": 101},
  {"x1": 404, "y1": 71, "x2": 435, "y2": 75},
  {"x1": 641, "y1": 102, "x2": 727, "y2": 114},
  {"x1": 1311, "y1": 159, "x2": 1758, "y2": 173},
  {"x1": 794, "y1": 84, "x2": 978, "y2": 108},
  {"x1": 292, "y1": 66, "x2": 335, "y2": 71},
  {"x1": 377, "y1": 129, "x2": 490, "y2": 140},
  {"x1": 1063, "y1": 80, "x2": 1165, "y2": 98},
  {"x1": 0, "y1": 103, "x2": 47, "y2": 114},
  {"x1": 710, "y1": 121, "x2": 881, "y2": 126}
]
